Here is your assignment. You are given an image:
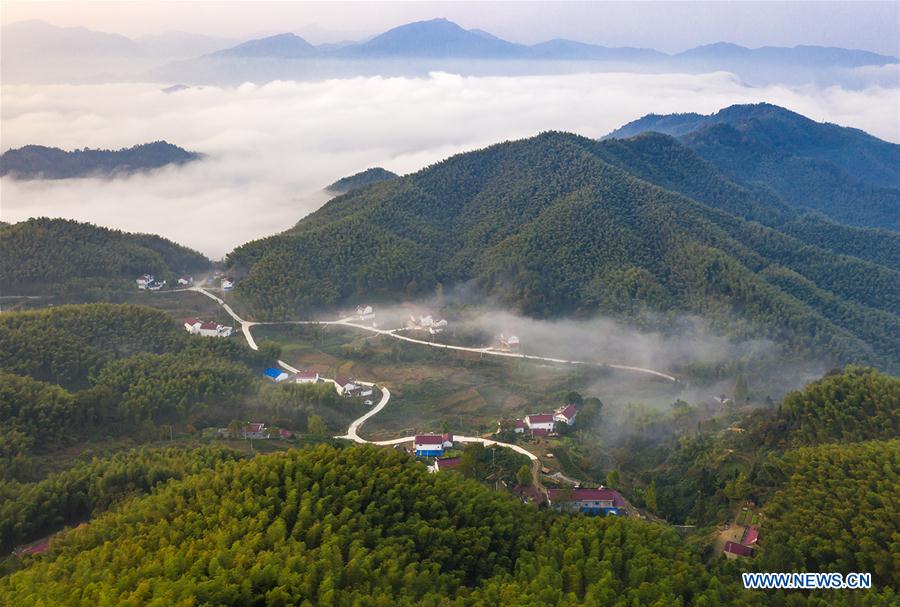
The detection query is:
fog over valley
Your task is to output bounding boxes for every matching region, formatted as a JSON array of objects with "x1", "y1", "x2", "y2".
[{"x1": 2, "y1": 71, "x2": 897, "y2": 257}]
